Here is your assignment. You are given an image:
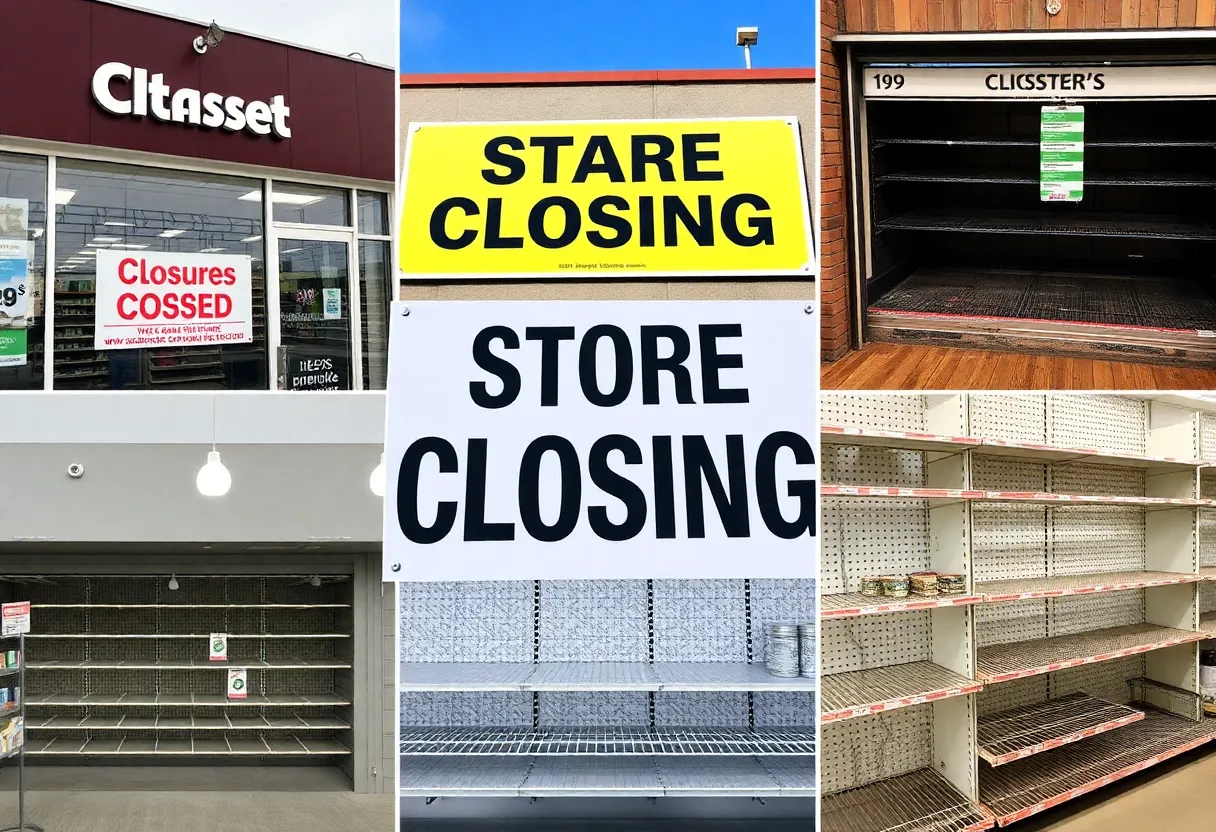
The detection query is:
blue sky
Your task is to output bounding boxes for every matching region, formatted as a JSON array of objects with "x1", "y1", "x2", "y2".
[{"x1": 401, "y1": 0, "x2": 816, "y2": 74}]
